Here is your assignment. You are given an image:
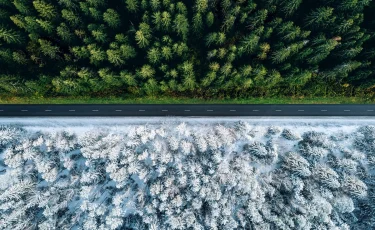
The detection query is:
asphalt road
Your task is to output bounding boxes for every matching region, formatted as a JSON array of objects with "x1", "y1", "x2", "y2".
[{"x1": 0, "y1": 104, "x2": 375, "y2": 116}]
